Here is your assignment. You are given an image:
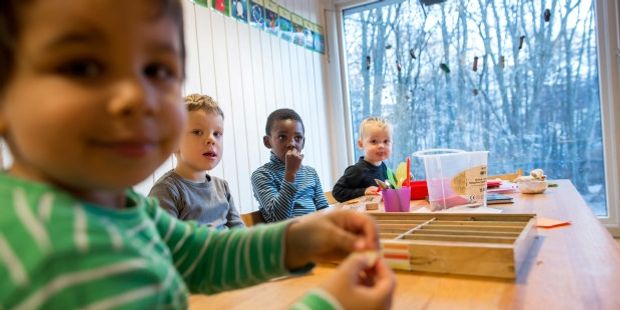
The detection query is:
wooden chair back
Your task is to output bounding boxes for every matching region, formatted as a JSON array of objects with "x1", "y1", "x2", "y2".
[
  {"x1": 241, "y1": 210, "x2": 266, "y2": 227},
  {"x1": 324, "y1": 191, "x2": 338, "y2": 205}
]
